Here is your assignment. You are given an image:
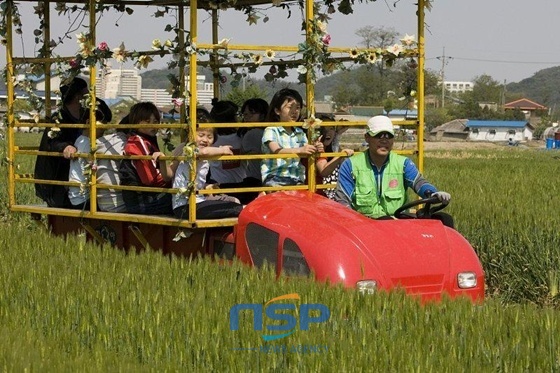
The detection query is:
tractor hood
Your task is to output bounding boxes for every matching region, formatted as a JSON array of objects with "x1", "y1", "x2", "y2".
[{"x1": 239, "y1": 191, "x2": 481, "y2": 299}]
